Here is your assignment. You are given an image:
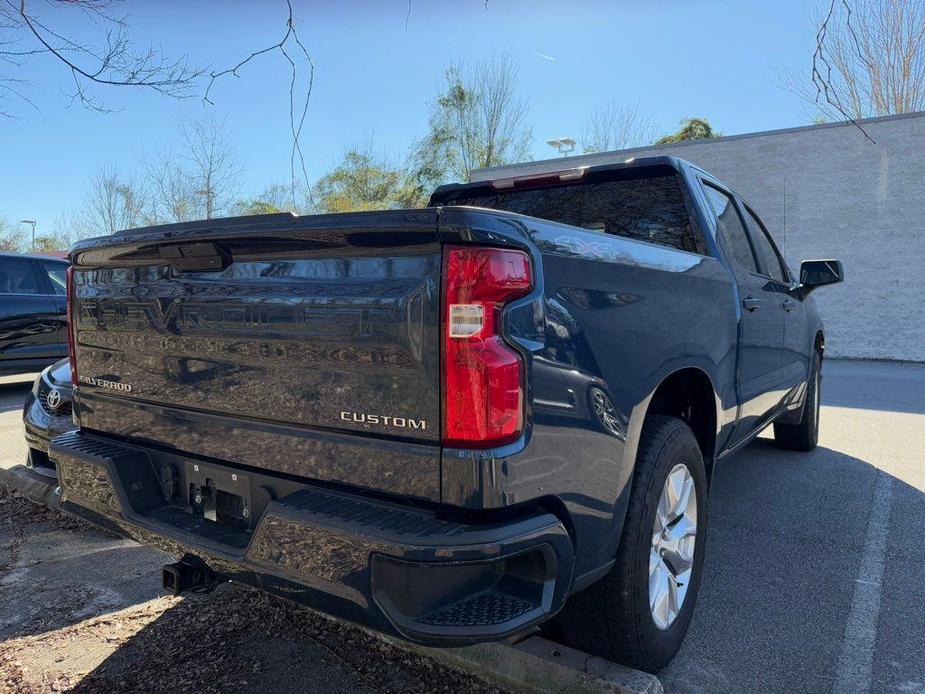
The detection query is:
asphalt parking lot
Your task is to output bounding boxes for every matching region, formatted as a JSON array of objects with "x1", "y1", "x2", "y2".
[{"x1": 1, "y1": 358, "x2": 923, "y2": 693}]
